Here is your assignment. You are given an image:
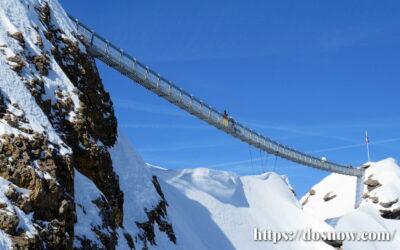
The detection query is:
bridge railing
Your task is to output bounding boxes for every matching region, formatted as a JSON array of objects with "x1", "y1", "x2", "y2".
[{"x1": 70, "y1": 16, "x2": 364, "y2": 178}]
